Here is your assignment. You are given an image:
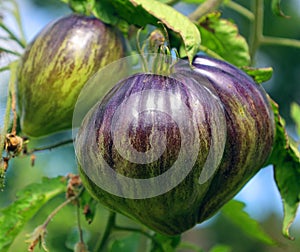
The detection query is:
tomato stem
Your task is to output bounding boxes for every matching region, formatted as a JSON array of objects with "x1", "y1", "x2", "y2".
[
  {"x1": 0, "y1": 46, "x2": 22, "y2": 56},
  {"x1": 93, "y1": 211, "x2": 116, "y2": 252},
  {"x1": 28, "y1": 139, "x2": 74, "y2": 154},
  {"x1": 188, "y1": 0, "x2": 224, "y2": 21},
  {"x1": 225, "y1": 1, "x2": 255, "y2": 22},
  {"x1": 249, "y1": 0, "x2": 264, "y2": 65},
  {"x1": 260, "y1": 36, "x2": 300, "y2": 49},
  {"x1": 76, "y1": 201, "x2": 84, "y2": 244},
  {"x1": 0, "y1": 22, "x2": 26, "y2": 49}
]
